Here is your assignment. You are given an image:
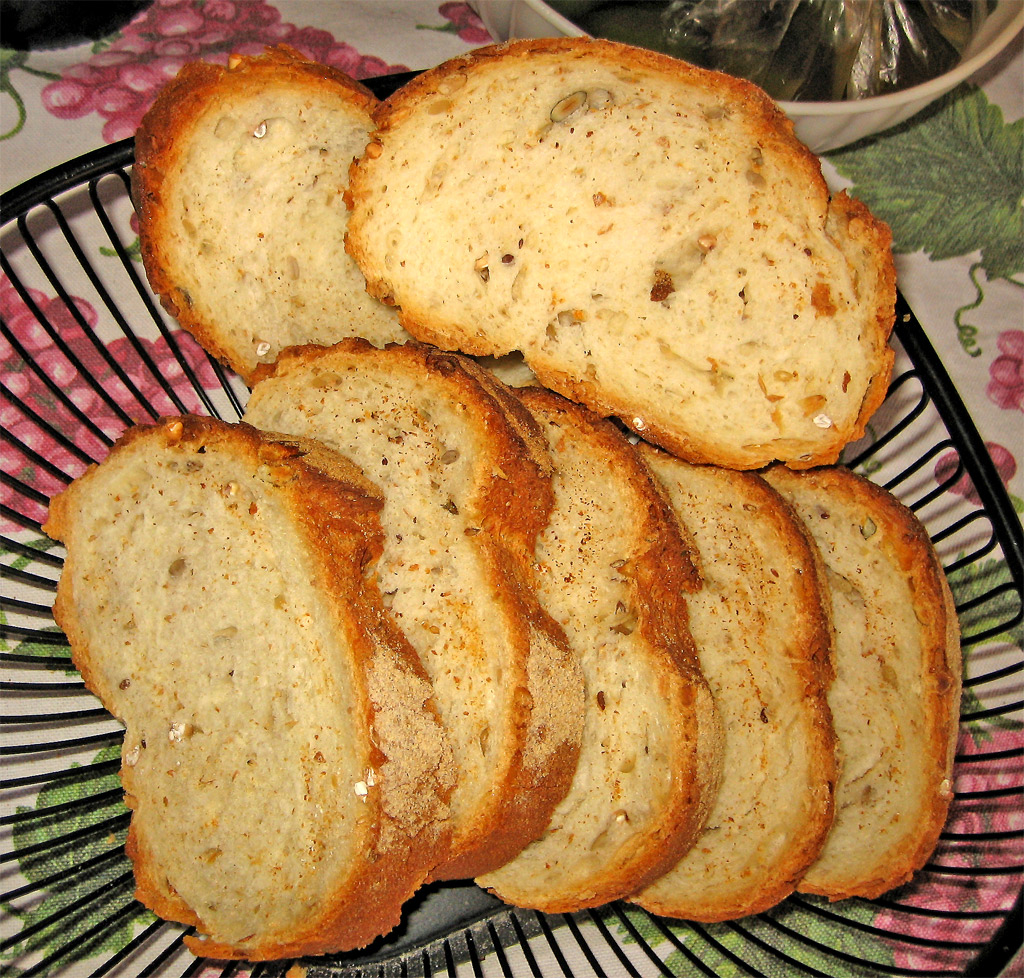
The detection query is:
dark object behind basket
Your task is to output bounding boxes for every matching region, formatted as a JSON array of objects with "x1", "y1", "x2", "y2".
[
  {"x1": 547, "y1": 0, "x2": 993, "y2": 100},
  {"x1": 2, "y1": 1, "x2": 153, "y2": 51}
]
